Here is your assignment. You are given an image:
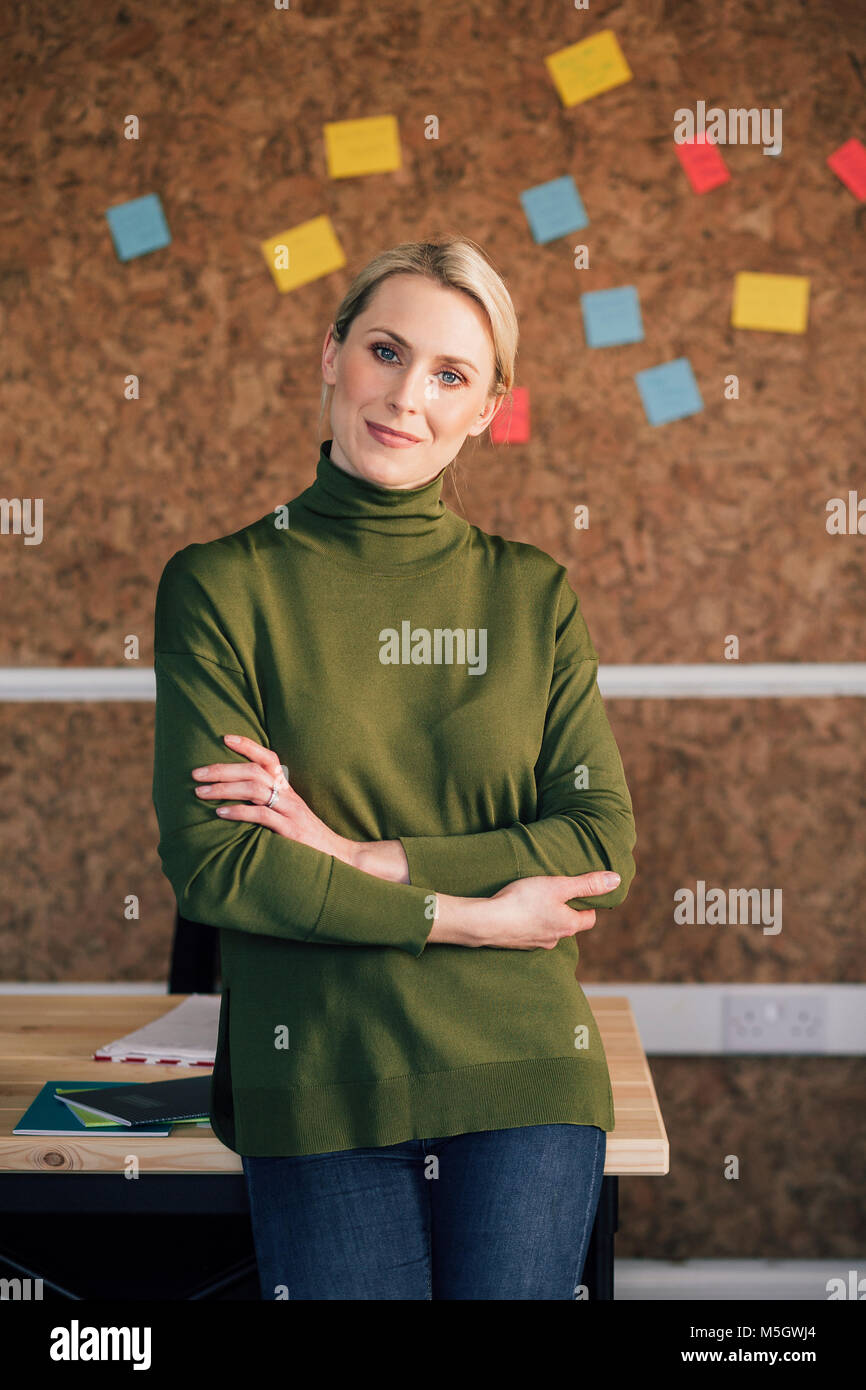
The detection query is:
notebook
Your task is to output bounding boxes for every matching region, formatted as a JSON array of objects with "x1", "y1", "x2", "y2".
[
  {"x1": 14, "y1": 1081, "x2": 175, "y2": 1135},
  {"x1": 54, "y1": 1074, "x2": 213, "y2": 1126}
]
